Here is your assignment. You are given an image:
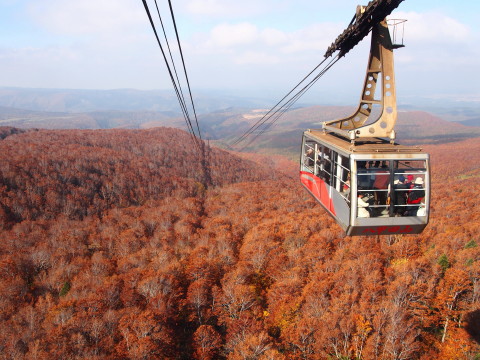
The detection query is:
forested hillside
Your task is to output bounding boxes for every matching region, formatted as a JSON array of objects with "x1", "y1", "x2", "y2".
[
  {"x1": 0, "y1": 128, "x2": 272, "y2": 228},
  {"x1": 0, "y1": 128, "x2": 478, "y2": 359}
]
